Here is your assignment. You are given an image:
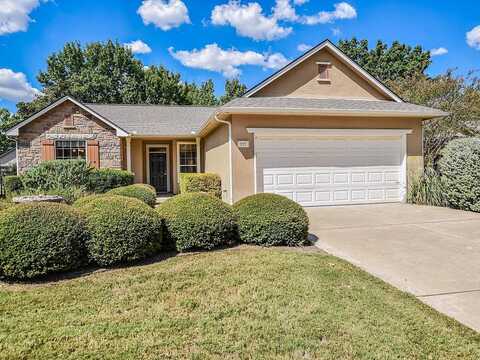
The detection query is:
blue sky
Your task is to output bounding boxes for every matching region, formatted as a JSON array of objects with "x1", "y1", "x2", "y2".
[{"x1": 0, "y1": 0, "x2": 479, "y2": 112}]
